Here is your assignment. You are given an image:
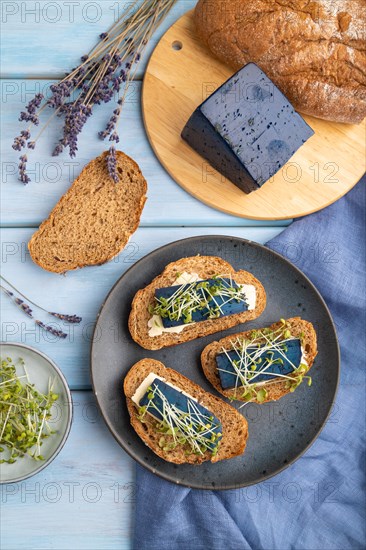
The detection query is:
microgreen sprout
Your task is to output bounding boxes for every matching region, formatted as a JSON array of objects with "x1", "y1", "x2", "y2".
[
  {"x1": 151, "y1": 275, "x2": 249, "y2": 325},
  {"x1": 0, "y1": 357, "x2": 59, "y2": 463},
  {"x1": 218, "y1": 322, "x2": 312, "y2": 402},
  {"x1": 137, "y1": 383, "x2": 221, "y2": 456}
]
